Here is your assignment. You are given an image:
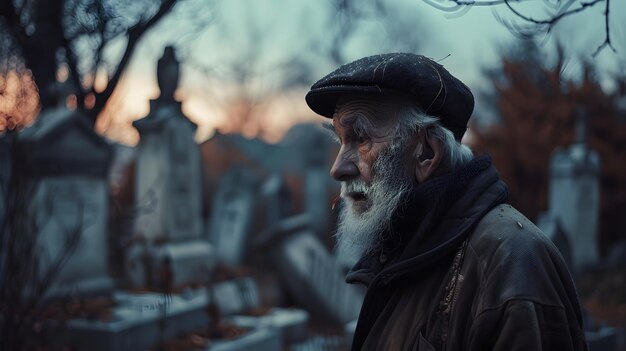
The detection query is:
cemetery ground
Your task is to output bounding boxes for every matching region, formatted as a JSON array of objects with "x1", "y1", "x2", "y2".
[{"x1": 3, "y1": 45, "x2": 626, "y2": 351}]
